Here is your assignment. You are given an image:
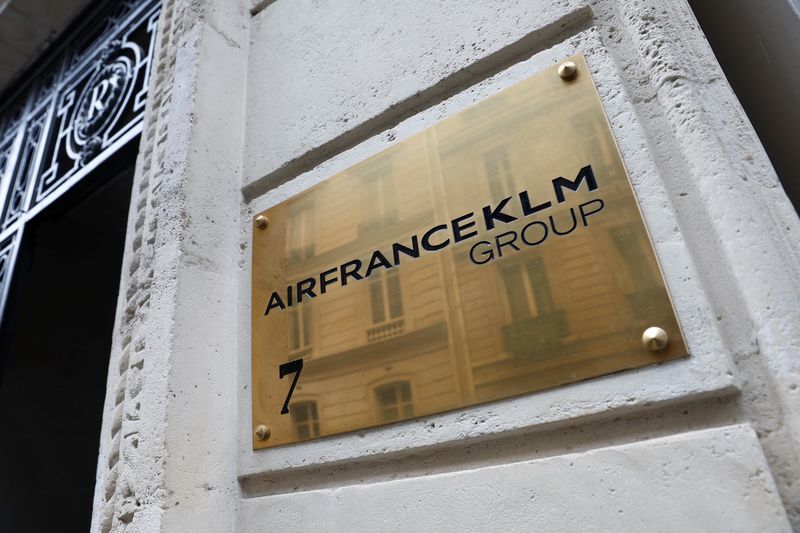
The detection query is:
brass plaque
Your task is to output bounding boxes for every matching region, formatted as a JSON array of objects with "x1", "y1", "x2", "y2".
[{"x1": 251, "y1": 54, "x2": 687, "y2": 449}]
